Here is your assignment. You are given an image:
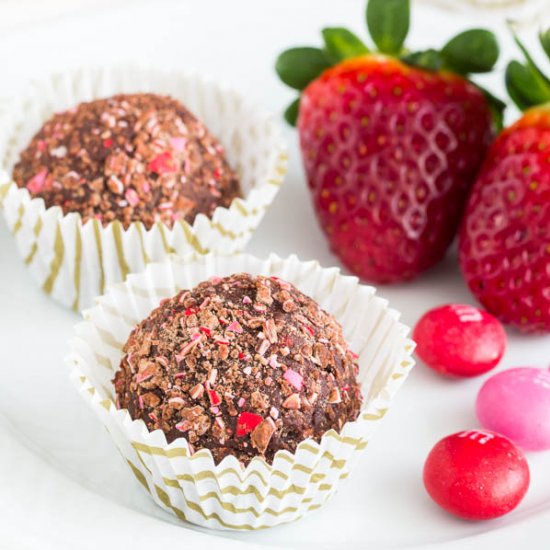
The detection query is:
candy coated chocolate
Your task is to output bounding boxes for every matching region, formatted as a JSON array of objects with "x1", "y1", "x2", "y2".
[
  {"x1": 477, "y1": 367, "x2": 550, "y2": 451},
  {"x1": 413, "y1": 304, "x2": 506, "y2": 377},
  {"x1": 423, "y1": 430, "x2": 530, "y2": 520}
]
